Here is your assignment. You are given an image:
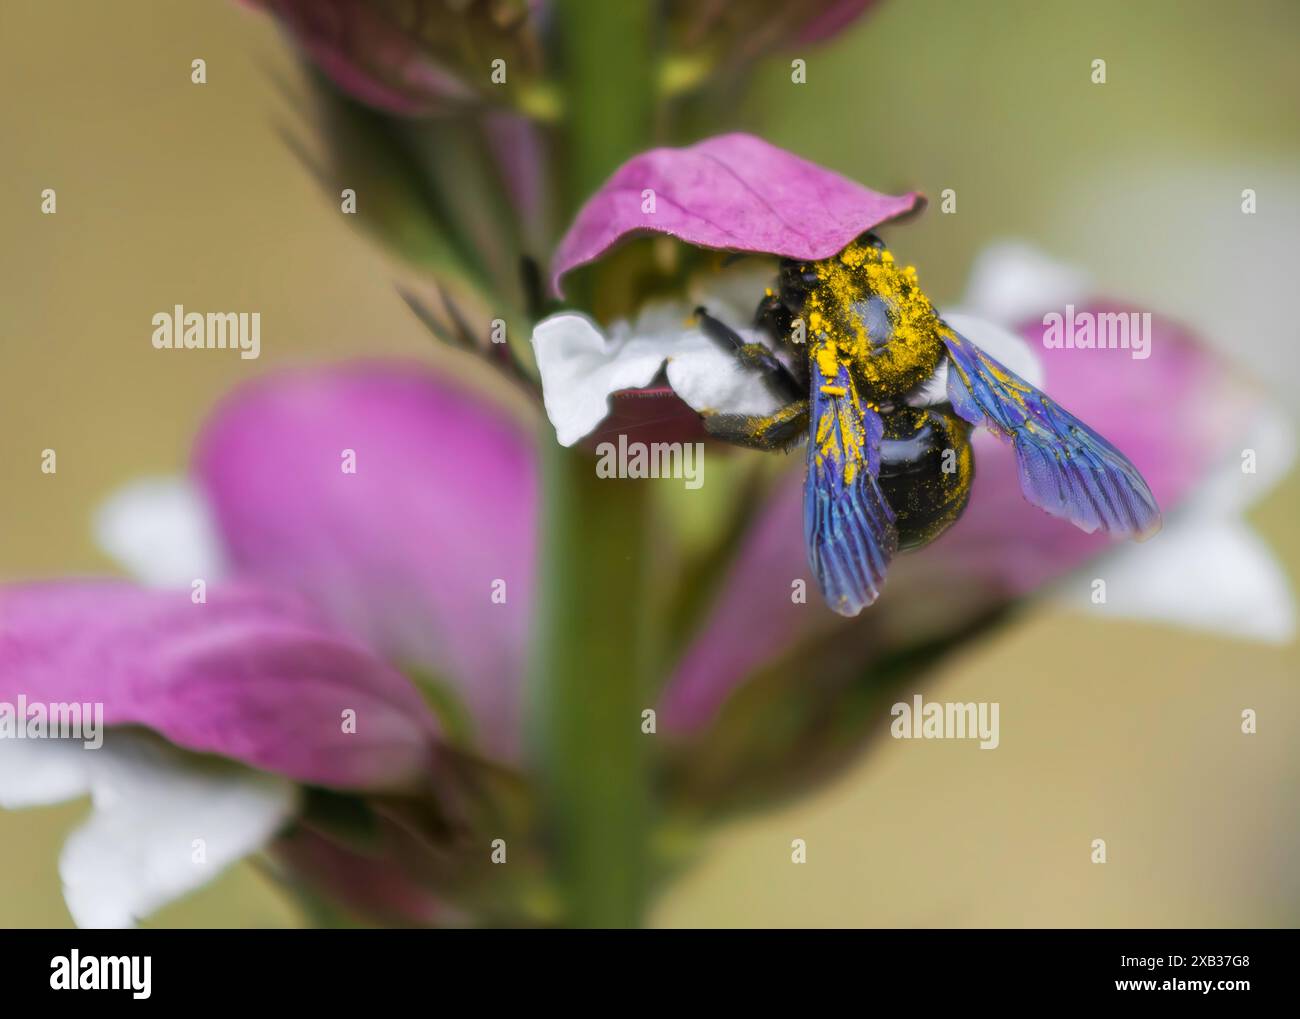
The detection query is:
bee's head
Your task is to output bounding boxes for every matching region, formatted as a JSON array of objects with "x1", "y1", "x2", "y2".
[
  {"x1": 776, "y1": 259, "x2": 818, "y2": 311},
  {"x1": 777, "y1": 233, "x2": 890, "y2": 312}
]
